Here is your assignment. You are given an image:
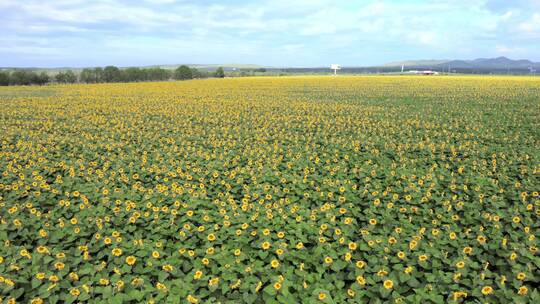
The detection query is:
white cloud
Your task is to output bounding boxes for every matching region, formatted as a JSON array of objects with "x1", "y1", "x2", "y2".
[
  {"x1": 2, "y1": 0, "x2": 539, "y2": 66},
  {"x1": 496, "y1": 45, "x2": 518, "y2": 53},
  {"x1": 417, "y1": 32, "x2": 438, "y2": 46},
  {"x1": 518, "y1": 13, "x2": 540, "y2": 34},
  {"x1": 501, "y1": 10, "x2": 514, "y2": 20}
]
